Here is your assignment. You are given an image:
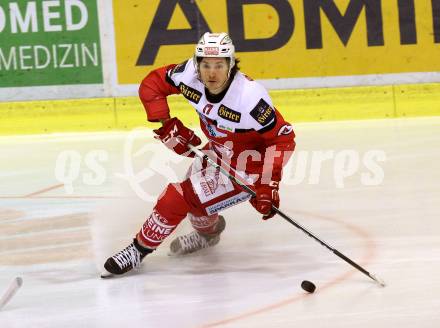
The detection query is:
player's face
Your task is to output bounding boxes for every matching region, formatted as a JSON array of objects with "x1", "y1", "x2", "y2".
[{"x1": 199, "y1": 58, "x2": 229, "y2": 94}]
